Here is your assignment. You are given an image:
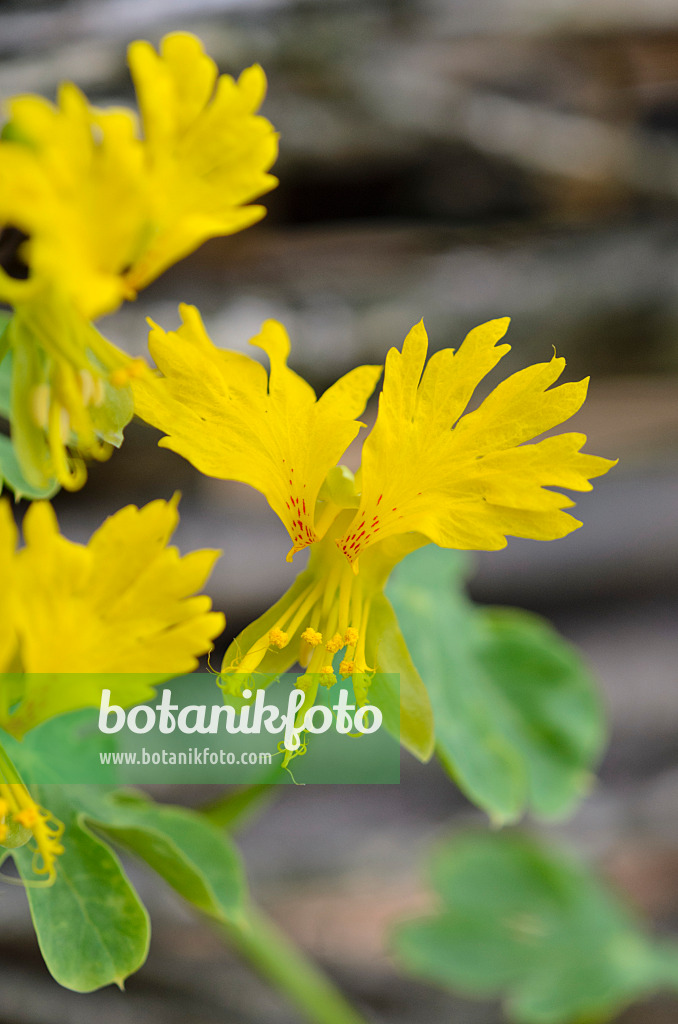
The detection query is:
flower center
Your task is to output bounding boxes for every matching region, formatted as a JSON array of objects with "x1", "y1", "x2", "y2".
[{"x1": 220, "y1": 523, "x2": 376, "y2": 696}]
